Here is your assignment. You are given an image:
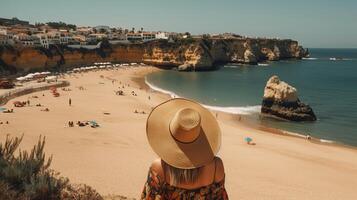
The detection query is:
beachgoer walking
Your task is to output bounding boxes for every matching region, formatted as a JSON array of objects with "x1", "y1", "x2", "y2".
[
  {"x1": 69, "y1": 98, "x2": 72, "y2": 106},
  {"x1": 142, "y1": 98, "x2": 228, "y2": 199}
]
